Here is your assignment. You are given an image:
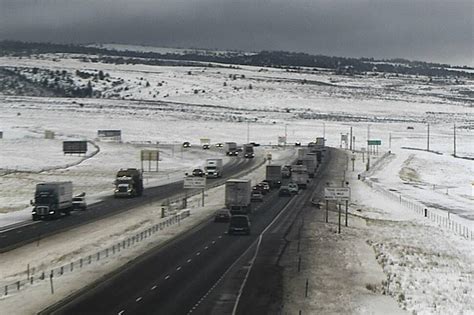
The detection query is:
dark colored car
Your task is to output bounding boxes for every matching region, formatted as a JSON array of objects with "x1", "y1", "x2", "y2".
[
  {"x1": 249, "y1": 142, "x2": 260, "y2": 147},
  {"x1": 192, "y1": 168, "x2": 204, "y2": 177},
  {"x1": 228, "y1": 215, "x2": 251, "y2": 235},
  {"x1": 278, "y1": 186, "x2": 291, "y2": 196},
  {"x1": 214, "y1": 209, "x2": 231, "y2": 222},
  {"x1": 259, "y1": 181, "x2": 271, "y2": 193},
  {"x1": 182, "y1": 141, "x2": 191, "y2": 148},
  {"x1": 253, "y1": 183, "x2": 267, "y2": 195},
  {"x1": 202, "y1": 144, "x2": 210, "y2": 150},
  {"x1": 250, "y1": 190, "x2": 264, "y2": 202},
  {"x1": 295, "y1": 142, "x2": 301, "y2": 146}
]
